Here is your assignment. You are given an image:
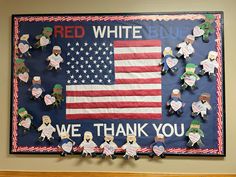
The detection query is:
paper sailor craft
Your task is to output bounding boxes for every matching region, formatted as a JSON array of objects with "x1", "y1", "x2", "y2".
[
  {"x1": 185, "y1": 120, "x2": 204, "y2": 147},
  {"x1": 44, "y1": 84, "x2": 64, "y2": 107},
  {"x1": 18, "y1": 34, "x2": 32, "y2": 57},
  {"x1": 192, "y1": 93, "x2": 212, "y2": 120},
  {"x1": 28, "y1": 76, "x2": 45, "y2": 99},
  {"x1": 149, "y1": 134, "x2": 166, "y2": 158},
  {"x1": 79, "y1": 131, "x2": 97, "y2": 157},
  {"x1": 34, "y1": 27, "x2": 53, "y2": 49},
  {"x1": 160, "y1": 47, "x2": 178, "y2": 74},
  {"x1": 15, "y1": 58, "x2": 30, "y2": 83},
  {"x1": 38, "y1": 115, "x2": 56, "y2": 142},
  {"x1": 166, "y1": 89, "x2": 184, "y2": 116},
  {"x1": 176, "y1": 35, "x2": 195, "y2": 61},
  {"x1": 199, "y1": 51, "x2": 219, "y2": 79},
  {"x1": 180, "y1": 63, "x2": 200, "y2": 90},
  {"x1": 47, "y1": 46, "x2": 64, "y2": 70},
  {"x1": 122, "y1": 134, "x2": 140, "y2": 160},
  {"x1": 100, "y1": 134, "x2": 118, "y2": 159},
  {"x1": 18, "y1": 107, "x2": 34, "y2": 133},
  {"x1": 58, "y1": 131, "x2": 75, "y2": 156}
]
